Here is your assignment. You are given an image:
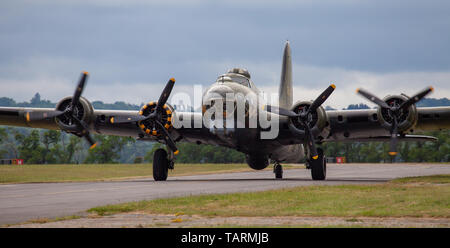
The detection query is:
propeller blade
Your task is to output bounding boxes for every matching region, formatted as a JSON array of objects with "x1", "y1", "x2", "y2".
[
  {"x1": 389, "y1": 116, "x2": 399, "y2": 156},
  {"x1": 72, "y1": 115, "x2": 88, "y2": 130},
  {"x1": 156, "y1": 78, "x2": 176, "y2": 111},
  {"x1": 72, "y1": 115, "x2": 97, "y2": 149},
  {"x1": 26, "y1": 110, "x2": 64, "y2": 121},
  {"x1": 264, "y1": 105, "x2": 299, "y2": 117},
  {"x1": 356, "y1": 88, "x2": 390, "y2": 109},
  {"x1": 84, "y1": 133, "x2": 97, "y2": 149},
  {"x1": 155, "y1": 120, "x2": 179, "y2": 154},
  {"x1": 109, "y1": 115, "x2": 147, "y2": 124},
  {"x1": 399, "y1": 86, "x2": 434, "y2": 111},
  {"x1": 71, "y1": 71, "x2": 89, "y2": 109},
  {"x1": 308, "y1": 84, "x2": 336, "y2": 114}
]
